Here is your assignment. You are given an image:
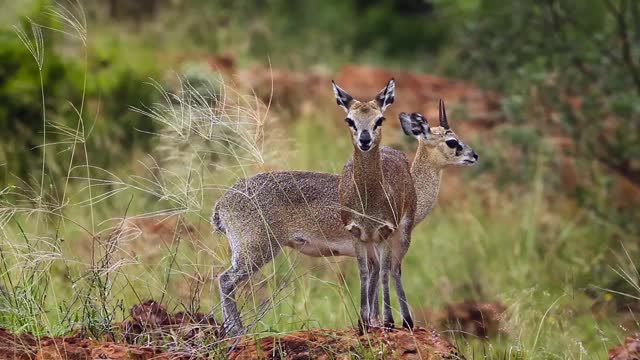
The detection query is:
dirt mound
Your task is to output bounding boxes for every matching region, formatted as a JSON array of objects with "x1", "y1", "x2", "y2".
[
  {"x1": 609, "y1": 333, "x2": 640, "y2": 360},
  {"x1": 122, "y1": 299, "x2": 220, "y2": 344},
  {"x1": 230, "y1": 327, "x2": 463, "y2": 360},
  {"x1": 0, "y1": 299, "x2": 463, "y2": 359},
  {"x1": 0, "y1": 326, "x2": 462, "y2": 360},
  {"x1": 416, "y1": 300, "x2": 506, "y2": 338},
  {"x1": 0, "y1": 328, "x2": 172, "y2": 360},
  {"x1": 0, "y1": 328, "x2": 36, "y2": 360}
]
